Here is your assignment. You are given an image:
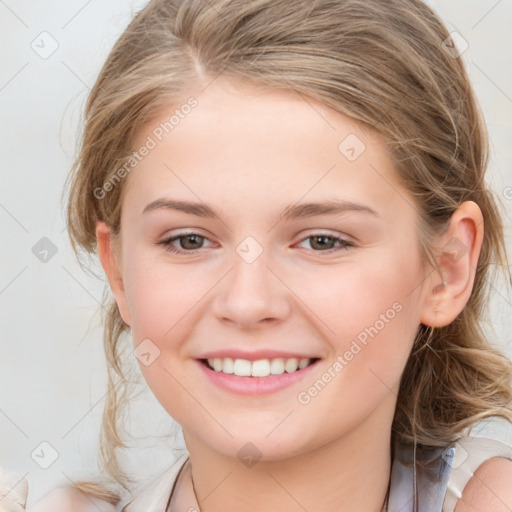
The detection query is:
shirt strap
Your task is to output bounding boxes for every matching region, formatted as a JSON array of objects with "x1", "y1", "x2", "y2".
[{"x1": 442, "y1": 437, "x2": 512, "y2": 512}]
